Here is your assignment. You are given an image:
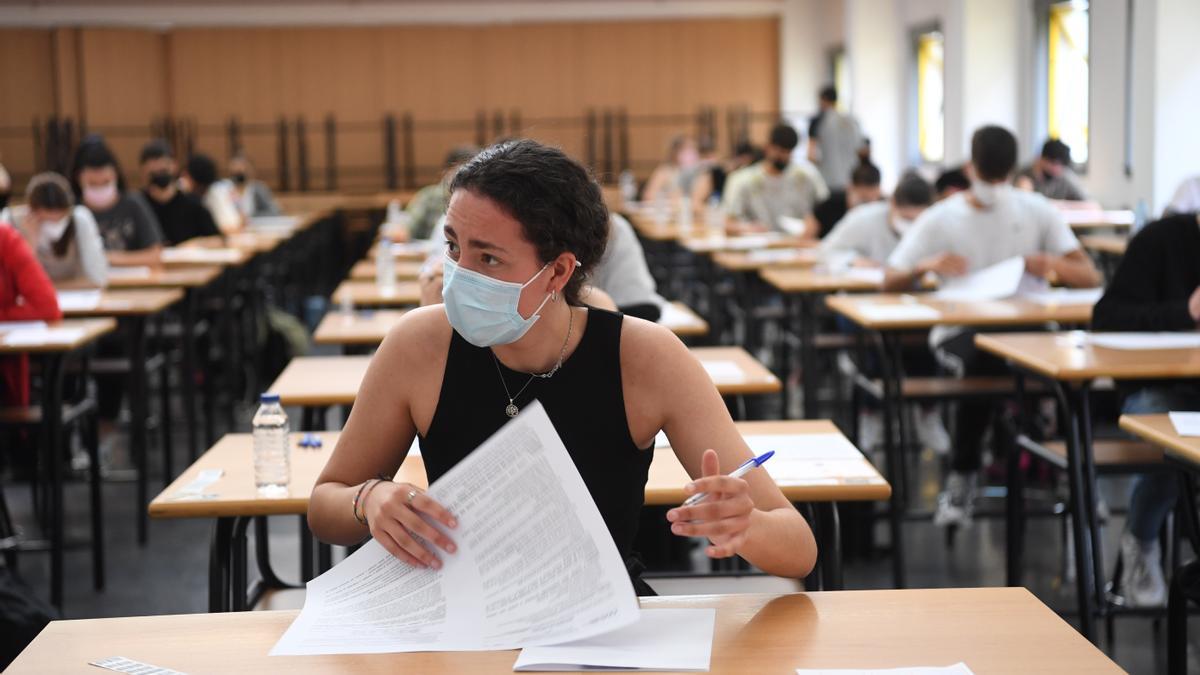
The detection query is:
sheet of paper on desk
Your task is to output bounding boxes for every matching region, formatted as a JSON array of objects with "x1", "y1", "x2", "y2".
[
  {"x1": 2, "y1": 327, "x2": 85, "y2": 346},
  {"x1": 856, "y1": 304, "x2": 942, "y2": 322},
  {"x1": 514, "y1": 608, "x2": 716, "y2": 672},
  {"x1": 57, "y1": 290, "x2": 102, "y2": 311},
  {"x1": 161, "y1": 248, "x2": 241, "y2": 264},
  {"x1": 107, "y1": 266, "x2": 152, "y2": 280},
  {"x1": 726, "y1": 235, "x2": 775, "y2": 250},
  {"x1": 779, "y1": 215, "x2": 808, "y2": 236},
  {"x1": 0, "y1": 321, "x2": 48, "y2": 333},
  {"x1": 1088, "y1": 333, "x2": 1200, "y2": 350},
  {"x1": 701, "y1": 360, "x2": 746, "y2": 382},
  {"x1": 658, "y1": 303, "x2": 696, "y2": 329},
  {"x1": 744, "y1": 433, "x2": 863, "y2": 460},
  {"x1": 932, "y1": 256, "x2": 1024, "y2": 302},
  {"x1": 1169, "y1": 412, "x2": 1200, "y2": 437},
  {"x1": 796, "y1": 663, "x2": 974, "y2": 675},
  {"x1": 1019, "y1": 287, "x2": 1104, "y2": 306},
  {"x1": 748, "y1": 249, "x2": 811, "y2": 264},
  {"x1": 90, "y1": 655, "x2": 188, "y2": 674},
  {"x1": 270, "y1": 402, "x2": 639, "y2": 656},
  {"x1": 839, "y1": 268, "x2": 885, "y2": 285},
  {"x1": 248, "y1": 215, "x2": 299, "y2": 232}
]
